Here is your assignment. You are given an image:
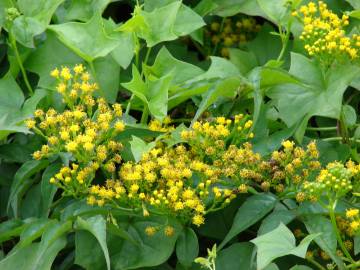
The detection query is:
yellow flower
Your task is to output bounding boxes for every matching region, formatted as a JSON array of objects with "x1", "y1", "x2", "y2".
[
  {"x1": 73, "y1": 64, "x2": 84, "y2": 74},
  {"x1": 282, "y1": 140, "x2": 294, "y2": 150},
  {"x1": 145, "y1": 226, "x2": 157, "y2": 236},
  {"x1": 192, "y1": 214, "x2": 205, "y2": 226},
  {"x1": 164, "y1": 226, "x2": 175, "y2": 237},
  {"x1": 25, "y1": 119, "x2": 36, "y2": 129},
  {"x1": 65, "y1": 141, "x2": 77, "y2": 152},
  {"x1": 346, "y1": 209, "x2": 359, "y2": 218},
  {"x1": 50, "y1": 68, "x2": 60, "y2": 78},
  {"x1": 114, "y1": 121, "x2": 125, "y2": 132},
  {"x1": 60, "y1": 67, "x2": 72, "y2": 80}
]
